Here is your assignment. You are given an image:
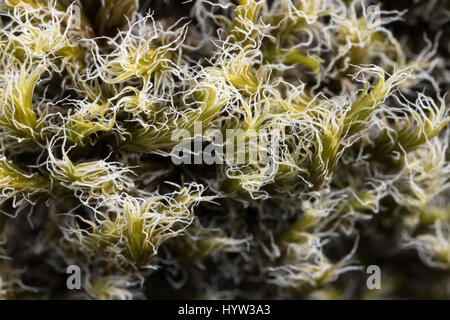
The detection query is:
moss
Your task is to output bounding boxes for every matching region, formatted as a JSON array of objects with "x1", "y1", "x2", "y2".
[{"x1": 0, "y1": 0, "x2": 448, "y2": 300}]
